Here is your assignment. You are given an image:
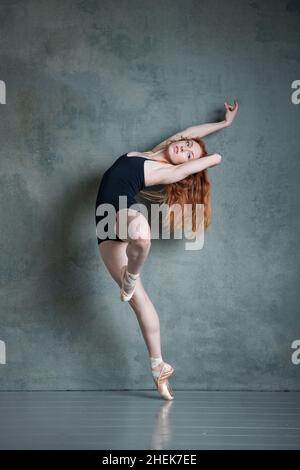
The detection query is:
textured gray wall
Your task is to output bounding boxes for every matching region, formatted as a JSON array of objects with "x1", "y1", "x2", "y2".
[{"x1": 0, "y1": 0, "x2": 299, "y2": 390}]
